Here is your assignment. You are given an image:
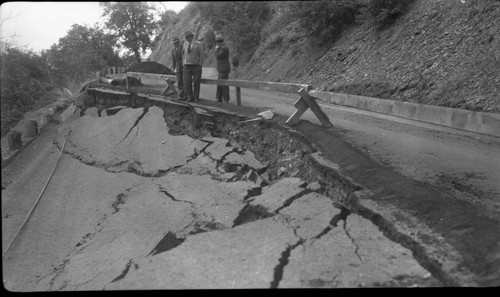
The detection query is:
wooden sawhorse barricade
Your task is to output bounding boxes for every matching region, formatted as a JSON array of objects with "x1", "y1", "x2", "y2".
[{"x1": 123, "y1": 72, "x2": 333, "y2": 128}]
